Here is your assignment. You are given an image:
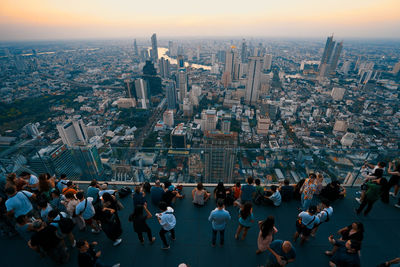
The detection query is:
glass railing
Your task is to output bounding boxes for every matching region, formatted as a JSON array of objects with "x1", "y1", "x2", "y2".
[{"x1": 1, "y1": 144, "x2": 399, "y2": 187}]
